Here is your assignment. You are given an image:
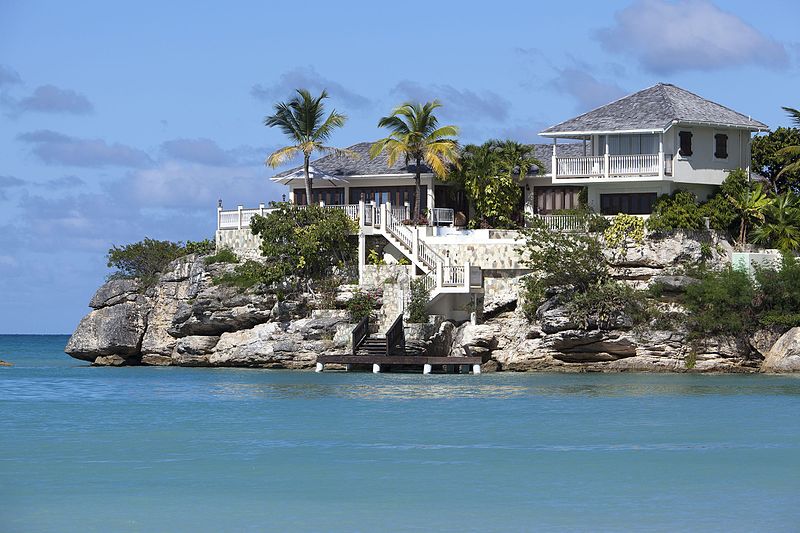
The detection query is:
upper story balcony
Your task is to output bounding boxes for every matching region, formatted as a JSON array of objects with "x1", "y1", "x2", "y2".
[{"x1": 554, "y1": 153, "x2": 673, "y2": 180}]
